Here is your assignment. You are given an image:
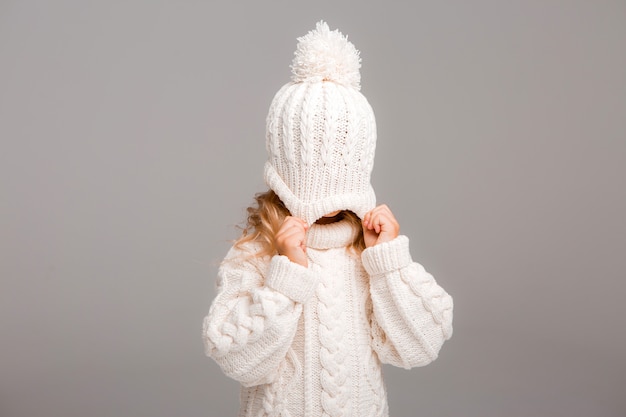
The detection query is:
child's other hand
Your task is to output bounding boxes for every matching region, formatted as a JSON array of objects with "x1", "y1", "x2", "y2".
[
  {"x1": 362, "y1": 204, "x2": 400, "y2": 248},
  {"x1": 276, "y1": 216, "x2": 309, "y2": 267}
]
